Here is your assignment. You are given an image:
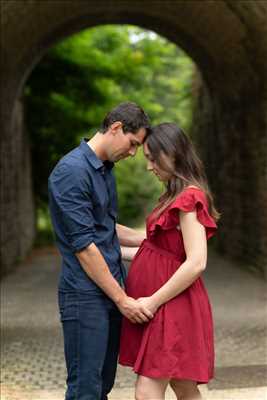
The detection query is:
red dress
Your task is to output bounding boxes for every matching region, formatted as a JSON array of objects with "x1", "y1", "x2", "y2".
[{"x1": 119, "y1": 187, "x2": 217, "y2": 383}]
